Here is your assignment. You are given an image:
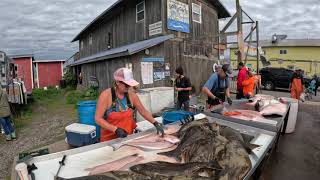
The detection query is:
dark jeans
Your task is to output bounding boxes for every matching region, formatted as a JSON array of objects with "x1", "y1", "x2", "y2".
[
  {"x1": 0, "y1": 116, "x2": 14, "y2": 135},
  {"x1": 176, "y1": 100, "x2": 190, "y2": 111},
  {"x1": 236, "y1": 90, "x2": 245, "y2": 99}
]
